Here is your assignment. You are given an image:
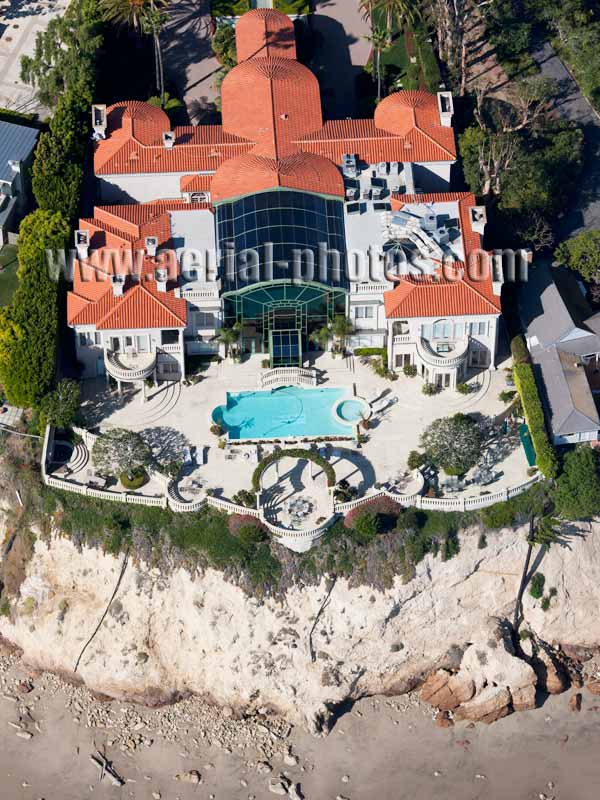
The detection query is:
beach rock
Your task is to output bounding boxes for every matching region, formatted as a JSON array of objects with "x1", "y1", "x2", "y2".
[
  {"x1": 510, "y1": 684, "x2": 536, "y2": 712},
  {"x1": 269, "y1": 780, "x2": 289, "y2": 796},
  {"x1": 534, "y1": 649, "x2": 568, "y2": 695},
  {"x1": 454, "y1": 686, "x2": 512, "y2": 724},
  {"x1": 435, "y1": 710, "x2": 454, "y2": 728},
  {"x1": 287, "y1": 784, "x2": 302, "y2": 799},
  {"x1": 569, "y1": 692, "x2": 582, "y2": 712},
  {"x1": 420, "y1": 670, "x2": 474, "y2": 711},
  {"x1": 586, "y1": 679, "x2": 600, "y2": 695}
]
